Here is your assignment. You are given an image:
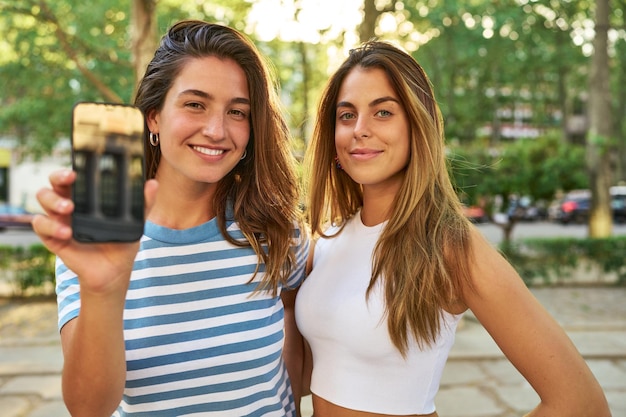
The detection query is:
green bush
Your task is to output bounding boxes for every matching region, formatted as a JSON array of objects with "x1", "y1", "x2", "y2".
[
  {"x1": 1, "y1": 236, "x2": 624, "y2": 296},
  {"x1": 0, "y1": 244, "x2": 56, "y2": 296},
  {"x1": 501, "y1": 236, "x2": 626, "y2": 286}
]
